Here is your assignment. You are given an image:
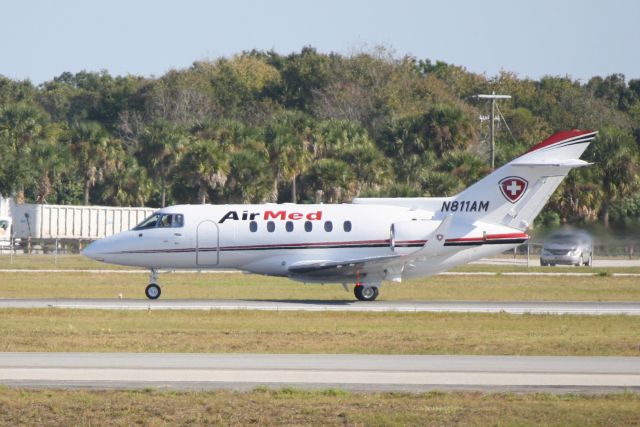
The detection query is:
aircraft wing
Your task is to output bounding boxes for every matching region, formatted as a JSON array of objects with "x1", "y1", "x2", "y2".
[
  {"x1": 288, "y1": 253, "x2": 401, "y2": 282},
  {"x1": 287, "y1": 214, "x2": 454, "y2": 284}
]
